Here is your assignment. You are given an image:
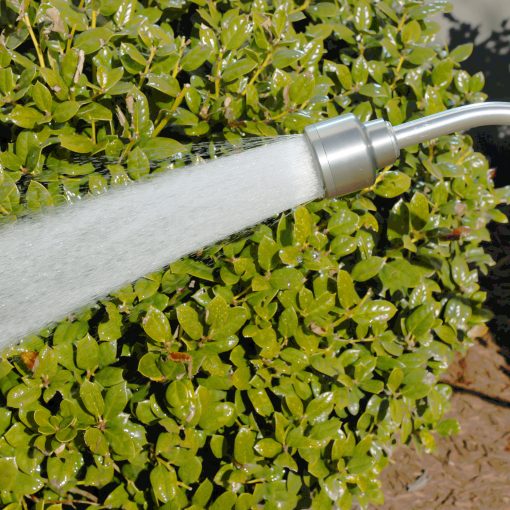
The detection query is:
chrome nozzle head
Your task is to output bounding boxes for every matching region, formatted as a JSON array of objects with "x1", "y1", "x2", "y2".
[{"x1": 304, "y1": 114, "x2": 399, "y2": 198}]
